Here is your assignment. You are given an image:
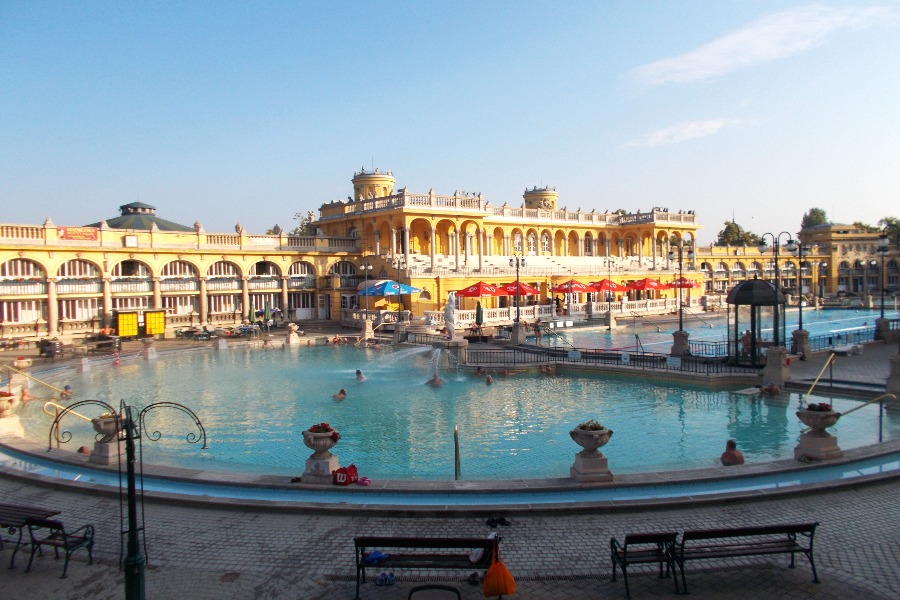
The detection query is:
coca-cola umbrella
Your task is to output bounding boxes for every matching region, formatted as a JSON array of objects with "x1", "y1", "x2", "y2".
[
  {"x1": 628, "y1": 278, "x2": 664, "y2": 291},
  {"x1": 455, "y1": 281, "x2": 507, "y2": 297},
  {"x1": 589, "y1": 279, "x2": 629, "y2": 292},
  {"x1": 550, "y1": 279, "x2": 597, "y2": 294},
  {"x1": 667, "y1": 276, "x2": 700, "y2": 288},
  {"x1": 501, "y1": 281, "x2": 540, "y2": 296}
]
